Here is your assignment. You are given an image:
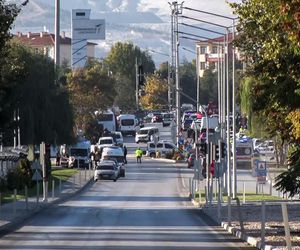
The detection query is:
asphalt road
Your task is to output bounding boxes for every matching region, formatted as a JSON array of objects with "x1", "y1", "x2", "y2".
[{"x1": 0, "y1": 143, "x2": 256, "y2": 250}]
